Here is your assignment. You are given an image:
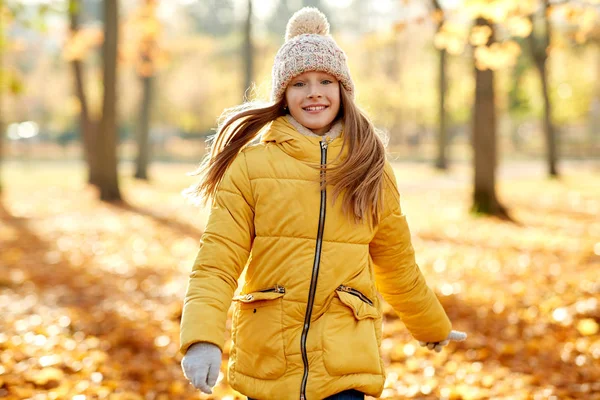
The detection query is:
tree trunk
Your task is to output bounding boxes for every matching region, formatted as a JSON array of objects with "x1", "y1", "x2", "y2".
[
  {"x1": 508, "y1": 48, "x2": 528, "y2": 153},
  {"x1": 538, "y1": 60, "x2": 558, "y2": 176},
  {"x1": 243, "y1": 0, "x2": 253, "y2": 99},
  {"x1": 0, "y1": 32, "x2": 4, "y2": 196},
  {"x1": 133, "y1": 0, "x2": 157, "y2": 180},
  {"x1": 472, "y1": 18, "x2": 508, "y2": 218},
  {"x1": 97, "y1": 0, "x2": 121, "y2": 201},
  {"x1": 433, "y1": 0, "x2": 448, "y2": 170},
  {"x1": 69, "y1": 0, "x2": 99, "y2": 186},
  {"x1": 134, "y1": 75, "x2": 153, "y2": 180},
  {"x1": 385, "y1": 30, "x2": 405, "y2": 81},
  {"x1": 590, "y1": 47, "x2": 600, "y2": 158},
  {"x1": 529, "y1": 1, "x2": 558, "y2": 177},
  {"x1": 0, "y1": 120, "x2": 3, "y2": 196},
  {"x1": 435, "y1": 46, "x2": 448, "y2": 170}
]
